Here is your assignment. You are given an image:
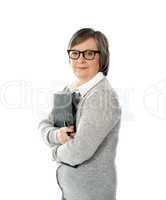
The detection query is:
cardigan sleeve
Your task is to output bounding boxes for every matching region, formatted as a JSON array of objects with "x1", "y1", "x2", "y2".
[
  {"x1": 37, "y1": 107, "x2": 62, "y2": 148},
  {"x1": 52, "y1": 90, "x2": 121, "y2": 167},
  {"x1": 37, "y1": 86, "x2": 69, "y2": 148}
]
